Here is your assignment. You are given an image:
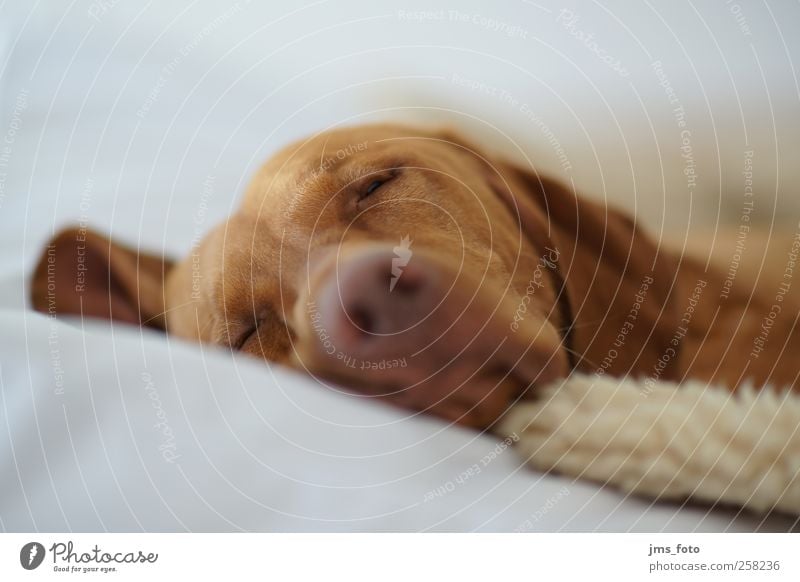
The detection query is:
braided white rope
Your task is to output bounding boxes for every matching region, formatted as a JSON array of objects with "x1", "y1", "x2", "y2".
[{"x1": 499, "y1": 375, "x2": 800, "y2": 516}]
